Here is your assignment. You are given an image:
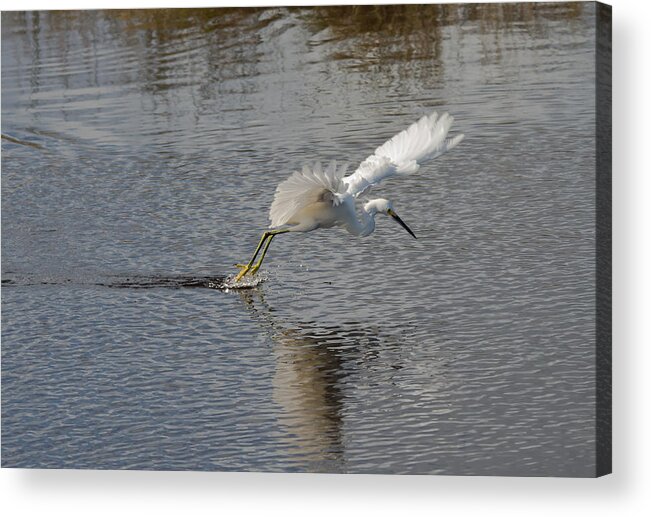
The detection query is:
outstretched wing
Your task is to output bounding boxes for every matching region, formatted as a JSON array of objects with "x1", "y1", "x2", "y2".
[
  {"x1": 269, "y1": 160, "x2": 348, "y2": 228},
  {"x1": 343, "y1": 111, "x2": 464, "y2": 198}
]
